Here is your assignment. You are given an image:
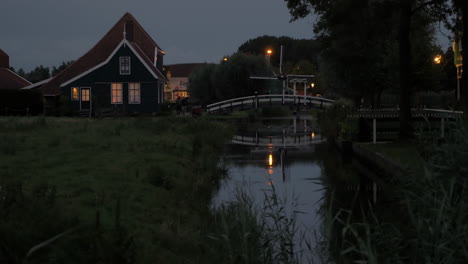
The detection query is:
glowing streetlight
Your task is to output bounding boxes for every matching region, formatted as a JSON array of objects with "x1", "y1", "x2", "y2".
[
  {"x1": 266, "y1": 49, "x2": 272, "y2": 65},
  {"x1": 223, "y1": 57, "x2": 228, "y2": 62},
  {"x1": 268, "y1": 154, "x2": 273, "y2": 166},
  {"x1": 310, "y1": 83, "x2": 315, "y2": 88},
  {"x1": 433, "y1": 55, "x2": 442, "y2": 64}
]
